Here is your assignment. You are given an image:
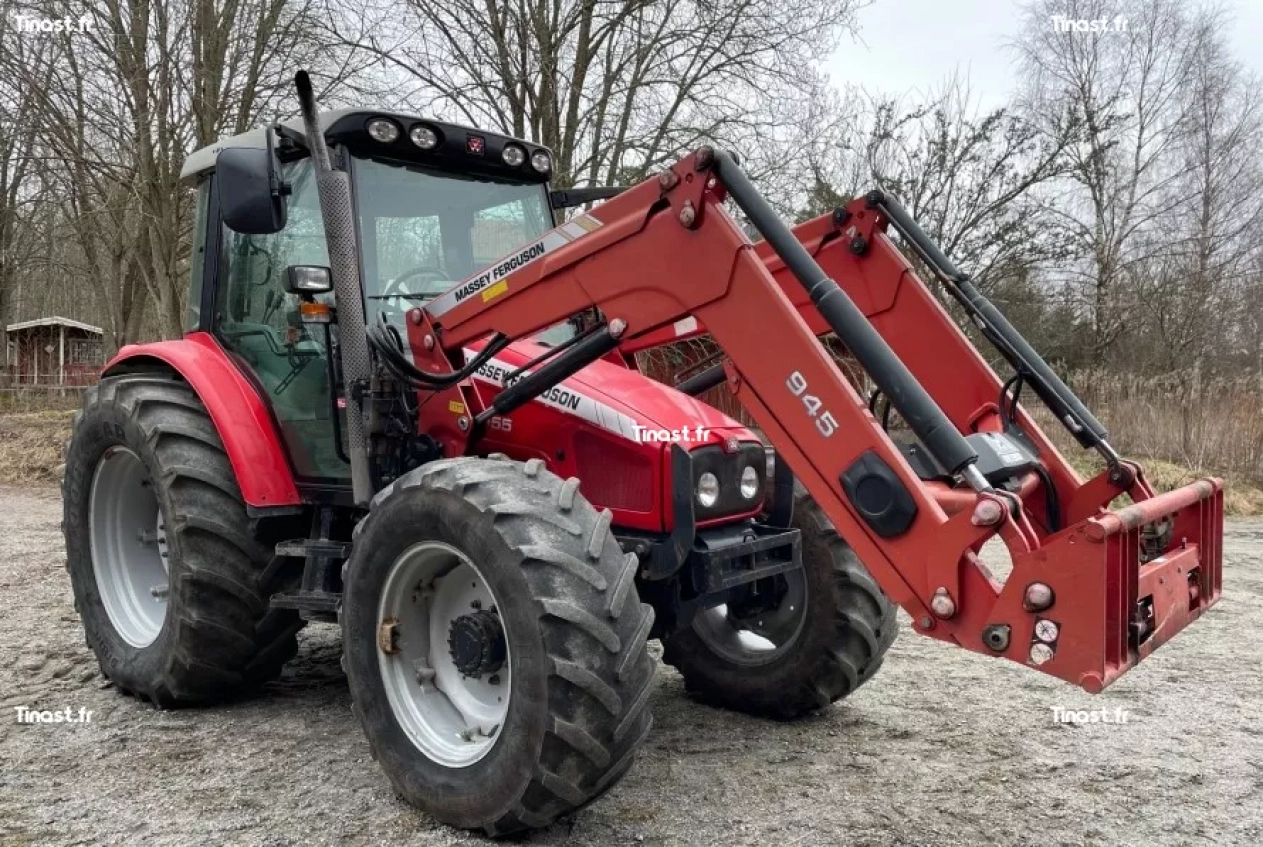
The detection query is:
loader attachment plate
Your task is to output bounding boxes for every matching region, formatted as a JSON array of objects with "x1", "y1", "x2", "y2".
[{"x1": 984, "y1": 477, "x2": 1223, "y2": 692}]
